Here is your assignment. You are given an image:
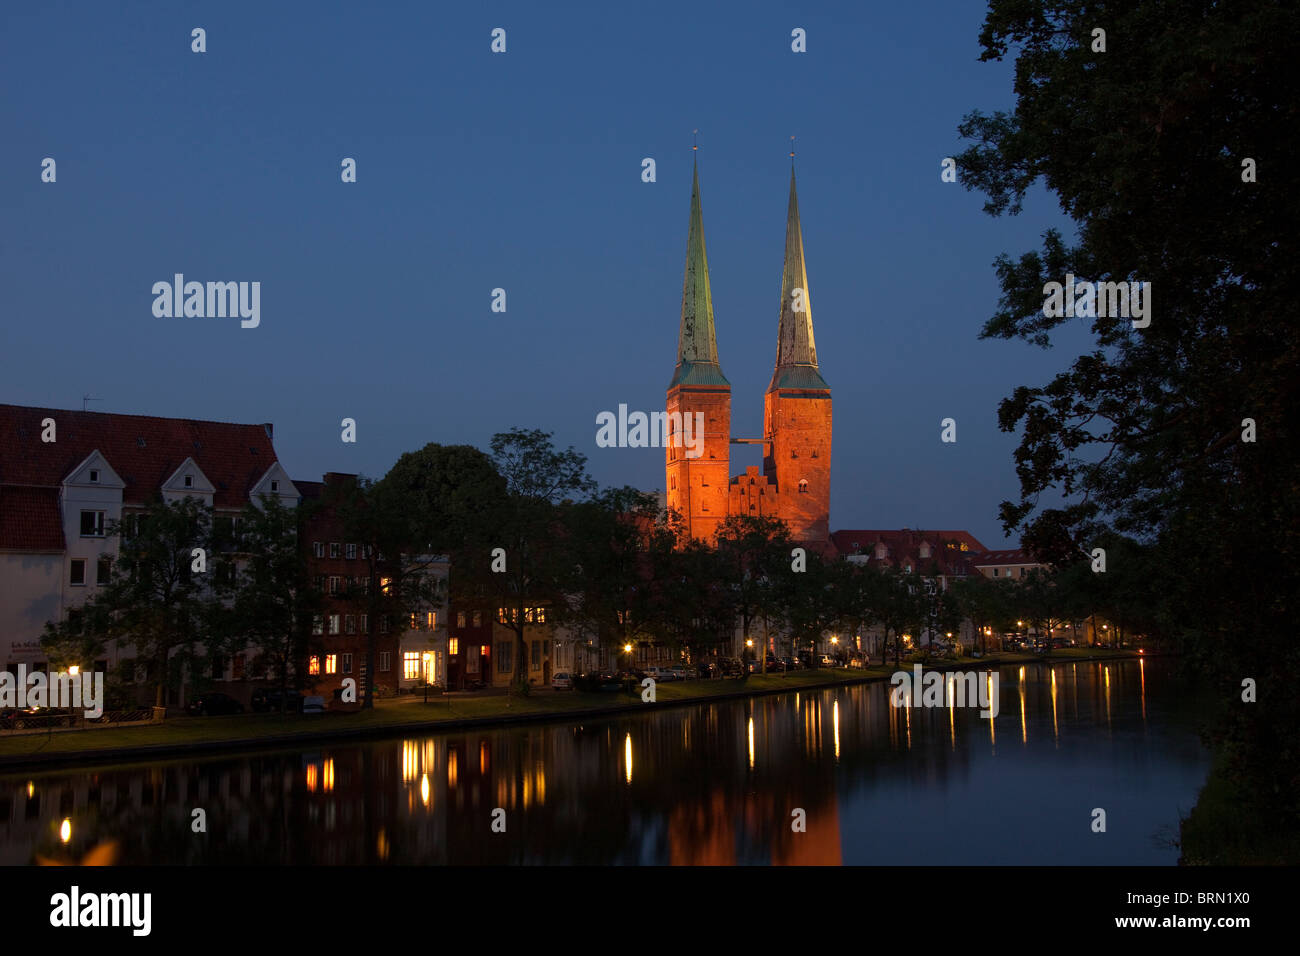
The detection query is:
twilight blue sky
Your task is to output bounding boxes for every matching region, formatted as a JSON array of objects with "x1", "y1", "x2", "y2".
[{"x1": 1, "y1": 1, "x2": 1090, "y2": 549}]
